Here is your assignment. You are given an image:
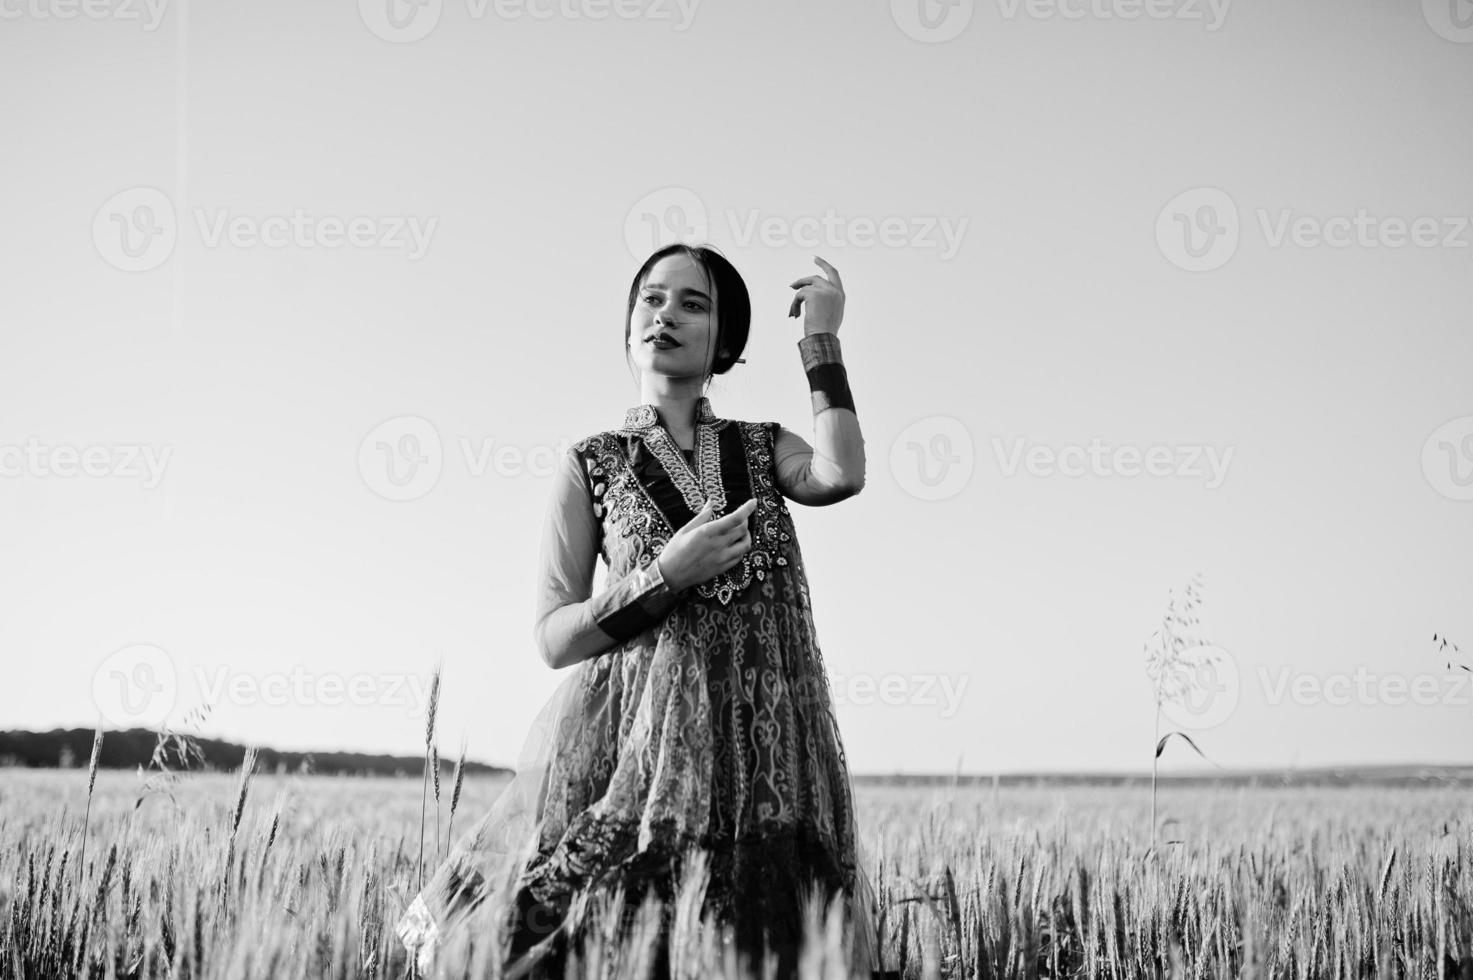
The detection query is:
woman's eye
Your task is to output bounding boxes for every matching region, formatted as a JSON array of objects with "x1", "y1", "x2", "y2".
[{"x1": 641, "y1": 294, "x2": 703, "y2": 311}]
